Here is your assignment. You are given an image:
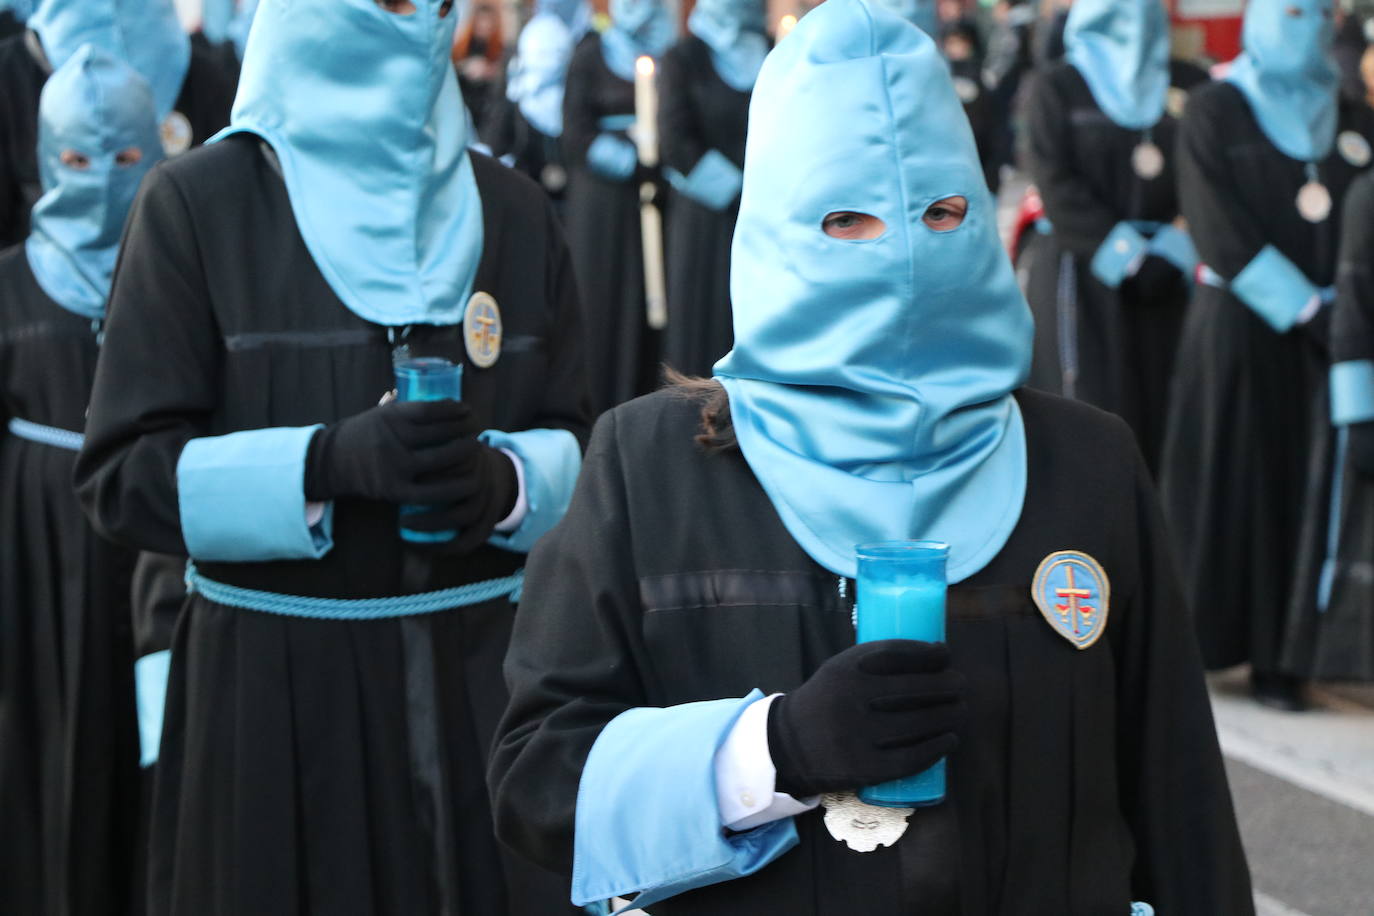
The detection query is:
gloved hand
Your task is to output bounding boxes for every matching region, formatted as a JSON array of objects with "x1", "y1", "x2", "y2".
[
  {"x1": 1123, "y1": 254, "x2": 1185, "y2": 305},
  {"x1": 304, "y1": 399, "x2": 476, "y2": 505},
  {"x1": 399, "y1": 435, "x2": 518, "y2": 553},
  {"x1": 1349, "y1": 421, "x2": 1374, "y2": 477},
  {"x1": 766, "y1": 640, "x2": 967, "y2": 799}
]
